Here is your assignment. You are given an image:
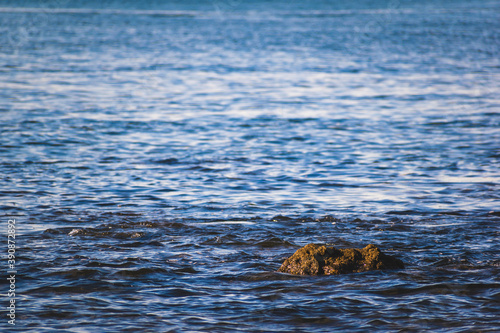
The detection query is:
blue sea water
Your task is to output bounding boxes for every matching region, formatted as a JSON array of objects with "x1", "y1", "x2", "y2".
[{"x1": 1, "y1": 0, "x2": 499, "y2": 331}]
